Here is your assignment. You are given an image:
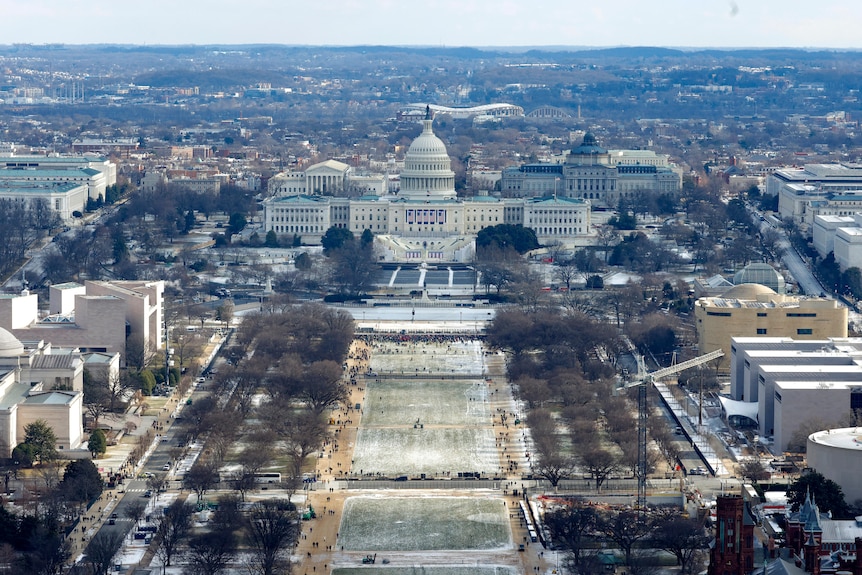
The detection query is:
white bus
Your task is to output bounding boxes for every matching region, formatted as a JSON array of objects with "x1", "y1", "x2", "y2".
[{"x1": 254, "y1": 472, "x2": 282, "y2": 484}]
